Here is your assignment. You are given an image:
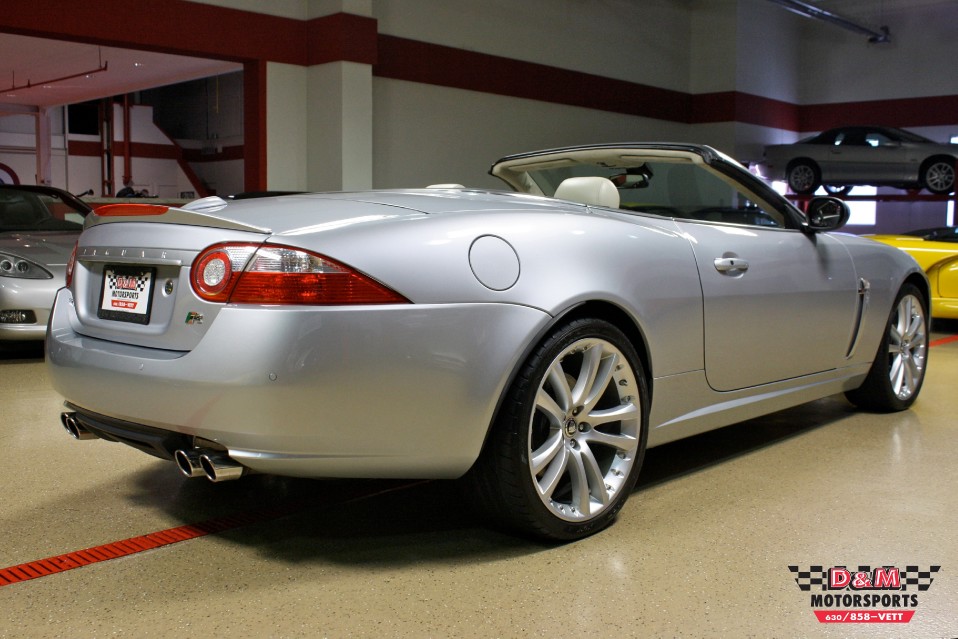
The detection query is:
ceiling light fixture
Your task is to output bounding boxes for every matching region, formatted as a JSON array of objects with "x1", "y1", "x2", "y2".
[{"x1": 766, "y1": 0, "x2": 891, "y2": 43}]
